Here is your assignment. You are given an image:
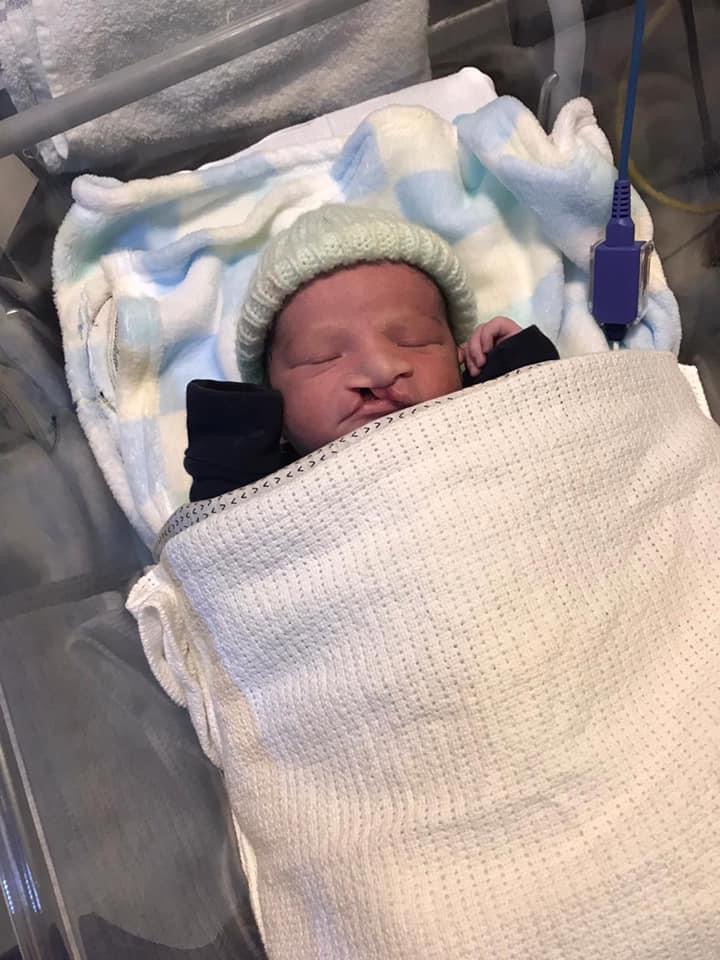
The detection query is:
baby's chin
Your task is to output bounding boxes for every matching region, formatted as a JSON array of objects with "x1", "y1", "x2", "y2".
[
  {"x1": 288, "y1": 426, "x2": 346, "y2": 456},
  {"x1": 289, "y1": 405, "x2": 409, "y2": 453}
]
